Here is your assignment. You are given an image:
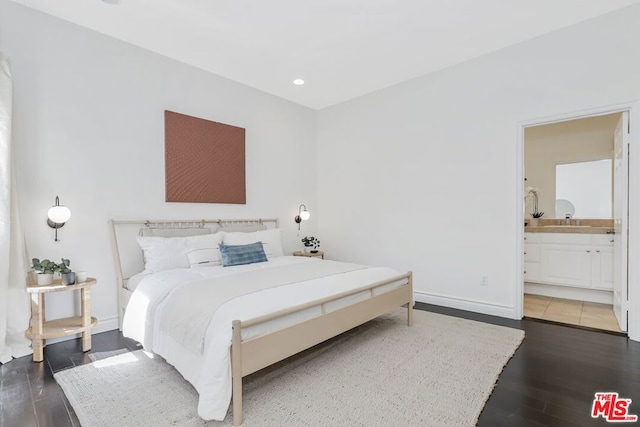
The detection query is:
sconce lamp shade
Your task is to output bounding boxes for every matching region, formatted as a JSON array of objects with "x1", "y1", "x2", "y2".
[
  {"x1": 299, "y1": 209, "x2": 310, "y2": 221},
  {"x1": 47, "y1": 196, "x2": 70, "y2": 242},
  {"x1": 48, "y1": 205, "x2": 71, "y2": 224}
]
